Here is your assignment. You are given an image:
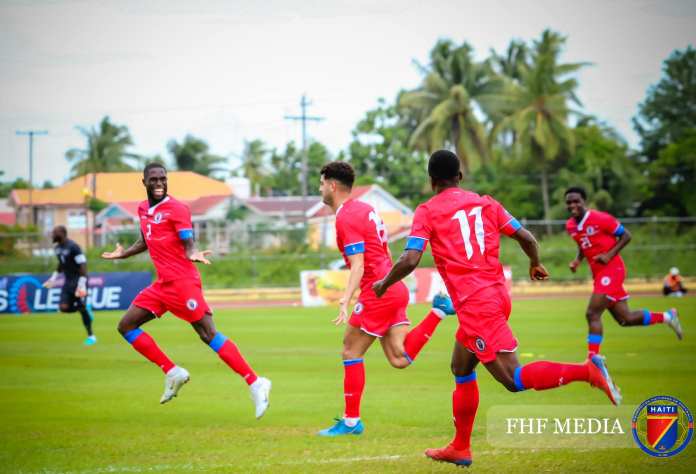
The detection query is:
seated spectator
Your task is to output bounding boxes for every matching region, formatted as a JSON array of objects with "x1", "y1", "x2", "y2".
[{"x1": 663, "y1": 267, "x2": 687, "y2": 297}]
